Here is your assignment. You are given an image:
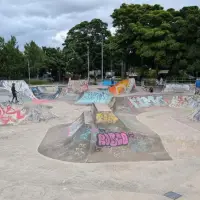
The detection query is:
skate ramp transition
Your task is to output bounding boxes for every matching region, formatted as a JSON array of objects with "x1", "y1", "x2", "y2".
[
  {"x1": 109, "y1": 78, "x2": 136, "y2": 95},
  {"x1": 0, "y1": 103, "x2": 56, "y2": 126},
  {"x1": 75, "y1": 90, "x2": 113, "y2": 104},
  {"x1": 31, "y1": 86, "x2": 62, "y2": 100},
  {"x1": 38, "y1": 102, "x2": 171, "y2": 163},
  {"x1": 1, "y1": 80, "x2": 36, "y2": 99}
]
